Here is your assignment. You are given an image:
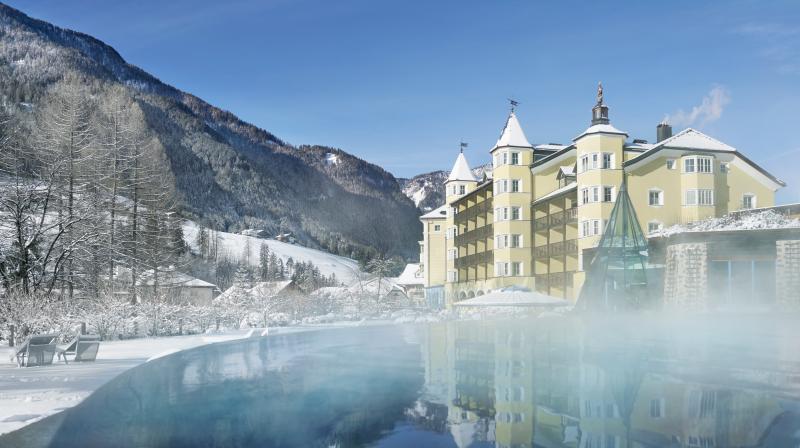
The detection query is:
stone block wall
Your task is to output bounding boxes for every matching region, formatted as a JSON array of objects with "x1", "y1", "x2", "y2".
[
  {"x1": 776, "y1": 240, "x2": 800, "y2": 308},
  {"x1": 663, "y1": 242, "x2": 709, "y2": 310}
]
